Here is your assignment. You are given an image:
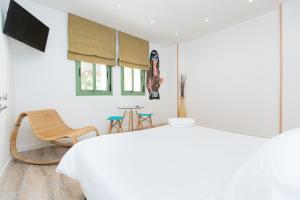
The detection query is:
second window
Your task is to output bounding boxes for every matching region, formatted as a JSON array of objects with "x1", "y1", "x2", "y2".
[{"x1": 121, "y1": 67, "x2": 145, "y2": 96}]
